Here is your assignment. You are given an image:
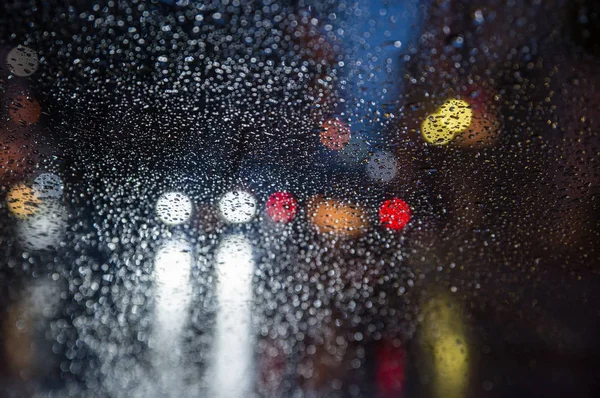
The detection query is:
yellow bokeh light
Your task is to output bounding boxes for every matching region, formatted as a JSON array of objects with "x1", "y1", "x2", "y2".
[
  {"x1": 6, "y1": 183, "x2": 40, "y2": 219},
  {"x1": 421, "y1": 99, "x2": 473, "y2": 146},
  {"x1": 438, "y1": 99, "x2": 473, "y2": 132},
  {"x1": 308, "y1": 196, "x2": 367, "y2": 237},
  {"x1": 421, "y1": 113, "x2": 455, "y2": 146}
]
